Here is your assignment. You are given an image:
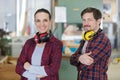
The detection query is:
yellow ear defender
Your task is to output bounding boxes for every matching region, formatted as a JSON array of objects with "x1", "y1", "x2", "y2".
[{"x1": 82, "y1": 30, "x2": 95, "y2": 40}]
